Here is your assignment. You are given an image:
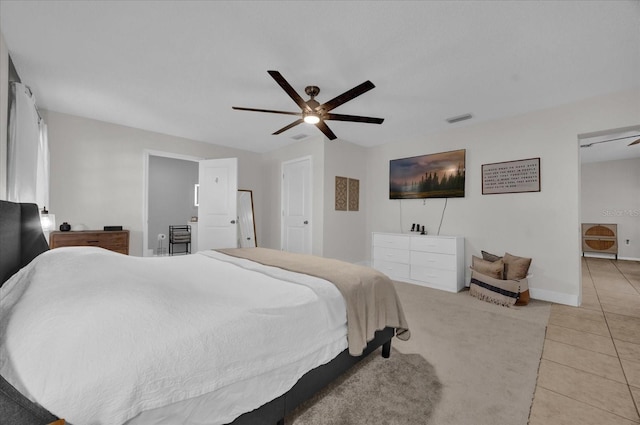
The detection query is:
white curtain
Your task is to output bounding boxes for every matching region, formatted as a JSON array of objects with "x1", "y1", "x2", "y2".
[
  {"x1": 36, "y1": 120, "x2": 50, "y2": 208},
  {"x1": 7, "y1": 82, "x2": 49, "y2": 207}
]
